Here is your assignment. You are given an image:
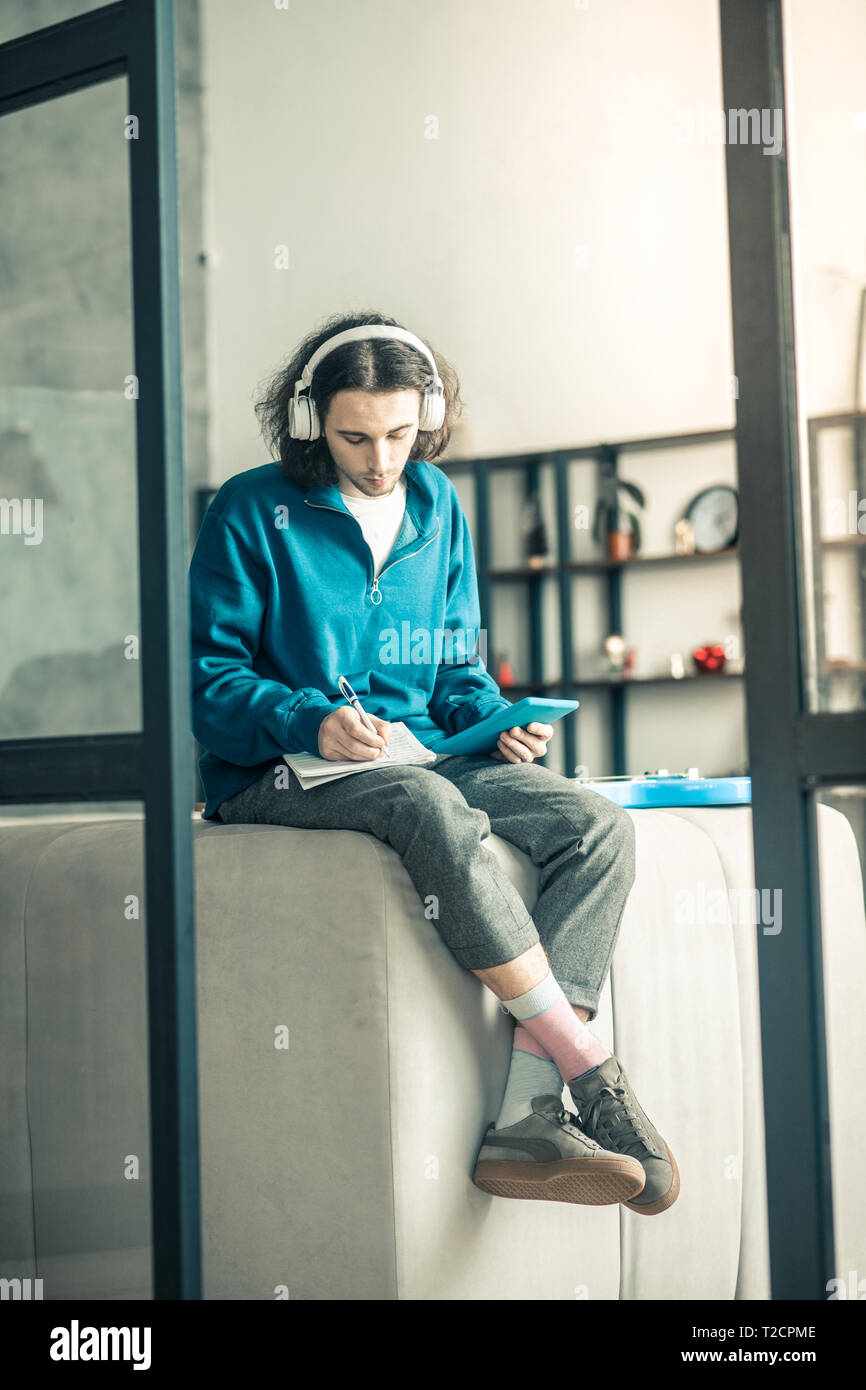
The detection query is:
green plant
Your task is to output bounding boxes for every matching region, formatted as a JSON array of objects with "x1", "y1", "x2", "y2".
[{"x1": 591, "y1": 447, "x2": 646, "y2": 552}]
